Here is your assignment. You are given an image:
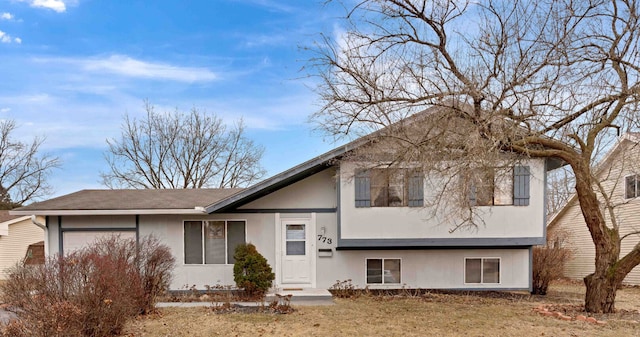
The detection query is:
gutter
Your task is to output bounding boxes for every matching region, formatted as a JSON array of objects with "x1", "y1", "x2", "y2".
[{"x1": 30, "y1": 215, "x2": 48, "y2": 258}]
